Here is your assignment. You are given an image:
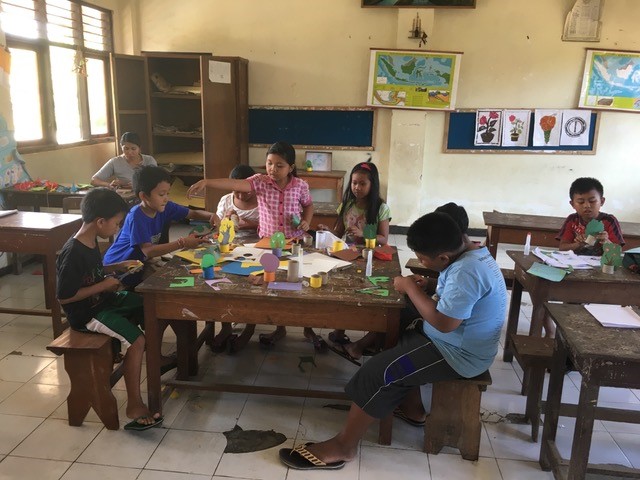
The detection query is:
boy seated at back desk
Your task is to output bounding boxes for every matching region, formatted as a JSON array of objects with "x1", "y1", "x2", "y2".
[{"x1": 557, "y1": 176, "x2": 625, "y2": 256}]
